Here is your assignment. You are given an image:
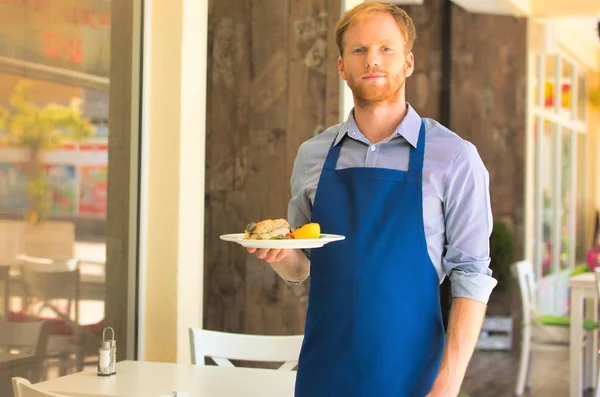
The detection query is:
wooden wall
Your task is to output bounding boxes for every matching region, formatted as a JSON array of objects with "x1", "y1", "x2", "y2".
[
  {"x1": 203, "y1": 0, "x2": 340, "y2": 334},
  {"x1": 203, "y1": 0, "x2": 528, "y2": 337}
]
